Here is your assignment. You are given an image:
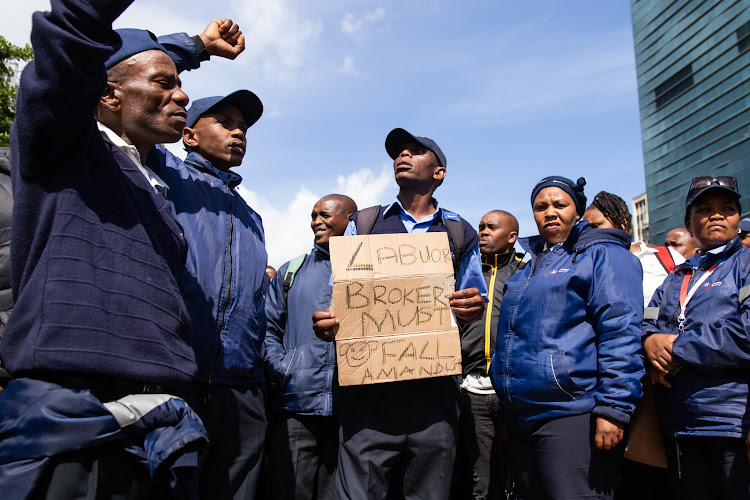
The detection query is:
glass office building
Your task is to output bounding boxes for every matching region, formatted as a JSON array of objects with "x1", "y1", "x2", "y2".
[{"x1": 630, "y1": 1, "x2": 750, "y2": 244}]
